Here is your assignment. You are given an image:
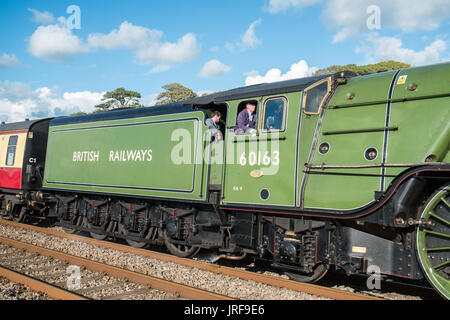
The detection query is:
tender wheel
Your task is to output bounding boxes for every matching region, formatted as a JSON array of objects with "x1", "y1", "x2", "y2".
[
  {"x1": 12, "y1": 207, "x2": 27, "y2": 223},
  {"x1": 126, "y1": 239, "x2": 148, "y2": 248},
  {"x1": 89, "y1": 232, "x2": 108, "y2": 240},
  {"x1": 416, "y1": 183, "x2": 450, "y2": 300},
  {"x1": 62, "y1": 227, "x2": 78, "y2": 234},
  {"x1": 163, "y1": 231, "x2": 200, "y2": 258},
  {"x1": 284, "y1": 263, "x2": 328, "y2": 283}
]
